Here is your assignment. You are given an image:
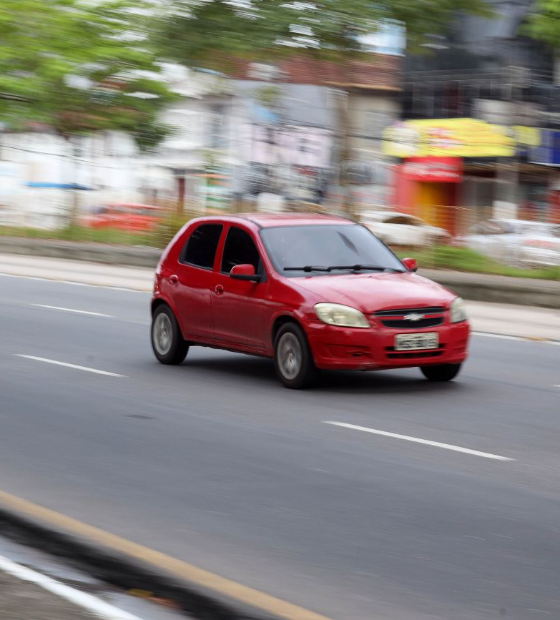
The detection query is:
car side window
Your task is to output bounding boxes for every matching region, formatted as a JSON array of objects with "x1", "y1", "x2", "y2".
[
  {"x1": 221, "y1": 226, "x2": 262, "y2": 274},
  {"x1": 181, "y1": 224, "x2": 223, "y2": 270}
]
